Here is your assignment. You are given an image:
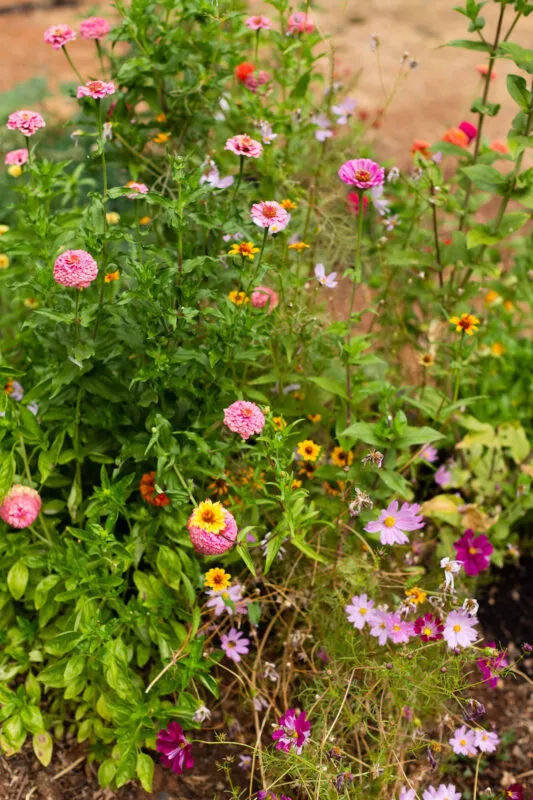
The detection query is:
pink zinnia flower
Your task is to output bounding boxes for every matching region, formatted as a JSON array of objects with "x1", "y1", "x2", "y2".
[
  {"x1": 251, "y1": 201, "x2": 290, "y2": 233},
  {"x1": 287, "y1": 11, "x2": 315, "y2": 34},
  {"x1": 4, "y1": 149, "x2": 28, "y2": 166},
  {"x1": 475, "y1": 729, "x2": 499, "y2": 753},
  {"x1": 387, "y1": 613, "x2": 415, "y2": 644},
  {"x1": 443, "y1": 610, "x2": 478, "y2": 649},
  {"x1": 245, "y1": 15, "x2": 273, "y2": 30},
  {"x1": 314, "y1": 263, "x2": 338, "y2": 288},
  {"x1": 126, "y1": 181, "x2": 149, "y2": 198},
  {"x1": 79, "y1": 16, "x2": 111, "y2": 40},
  {"x1": 7, "y1": 110, "x2": 46, "y2": 137},
  {"x1": 453, "y1": 529, "x2": 493, "y2": 576},
  {"x1": 449, "y1": 725, "x2": 477, "y2": 756},
  {"x1": 0, "y1": 485, "x2": 42, "y2": 529},
  {"x1": 368, "y1": 609, "x2": 389, "y2": 645},
  {"x1": 345, "y1": 593, "x2": 375, "y2": 630},
  {"x1": 224, "y1": 134, "x2": 263, "y2": 158},
  {"x1": 458, "y1": 121, "x2": 477, "y2": 143},
  {"x1": 224, "y1": 400, "x2": 265, "y2": 440},
  {"x1": 206, "y1": 584, "x2": 247, "y2": 616},
  {"x1": 44, "y1": 24, "x2": 76, "y2": 49},
  {"x1": 365, "y1": 500, "x2": 424, "y2": 546},
  {"x1": 272, "y1": 709, "x2": 311, "y2": 754},
  {"x1": 53, "y1": 249, "x2": 98, "y2": 289},
  {"x1": 414, "y1": 613, "x2": 444, "y2": 642},
  {"x1": 187, "y1": 504, "x2": 238, "y2": 555},
  {"x1": 477, "y1": 642, "x2": 508, "y2": 688},
  {"x1": 338, "y1": 158, "x2": 385, "y2": 189},
  {"x1": 76, "y1": 80, "x2": 116, "y2": 100},
  {"x1": 251, "y1": 286, "x2": 279, "y2": 312},
  {"x1": 156, "y1": 722, "x2": 194, "y2": 774},
  {"x1": 220, "y1": 627, "x2": 250, "y2": 663}
]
